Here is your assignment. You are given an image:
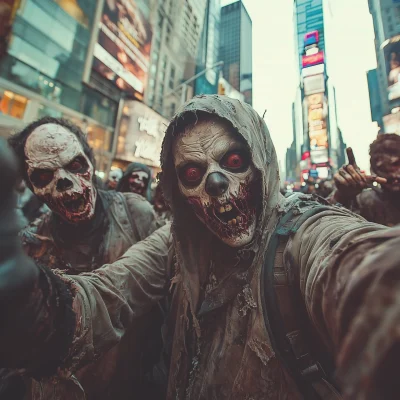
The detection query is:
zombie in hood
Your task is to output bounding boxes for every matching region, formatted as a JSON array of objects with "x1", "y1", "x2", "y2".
[
  {"x1": 3, "y1": 117, "x2": 163, "y2": 400},
  {"x1": 2, "y1": 96, "x2": 400, "y2": 400},
  {"x1": 116, "y1": 162, "x2": 152, "y2": 201},
  {"x1": 329, "y1": 135, "x2": 400, "y2": 226},
  {"x1": 153, "y1": 184, "x2": 171, "y2": 223},
  {"x1": 106, "y1": 167, "x2": 123, "y2": 190}
]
